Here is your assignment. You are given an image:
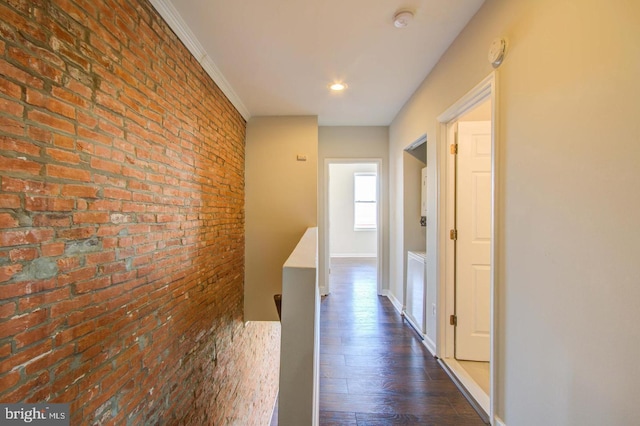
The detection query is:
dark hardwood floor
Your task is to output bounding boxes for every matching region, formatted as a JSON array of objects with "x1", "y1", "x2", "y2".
[{"x1": 318, "y1": 257, "x2": 486, "y2": 426}]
